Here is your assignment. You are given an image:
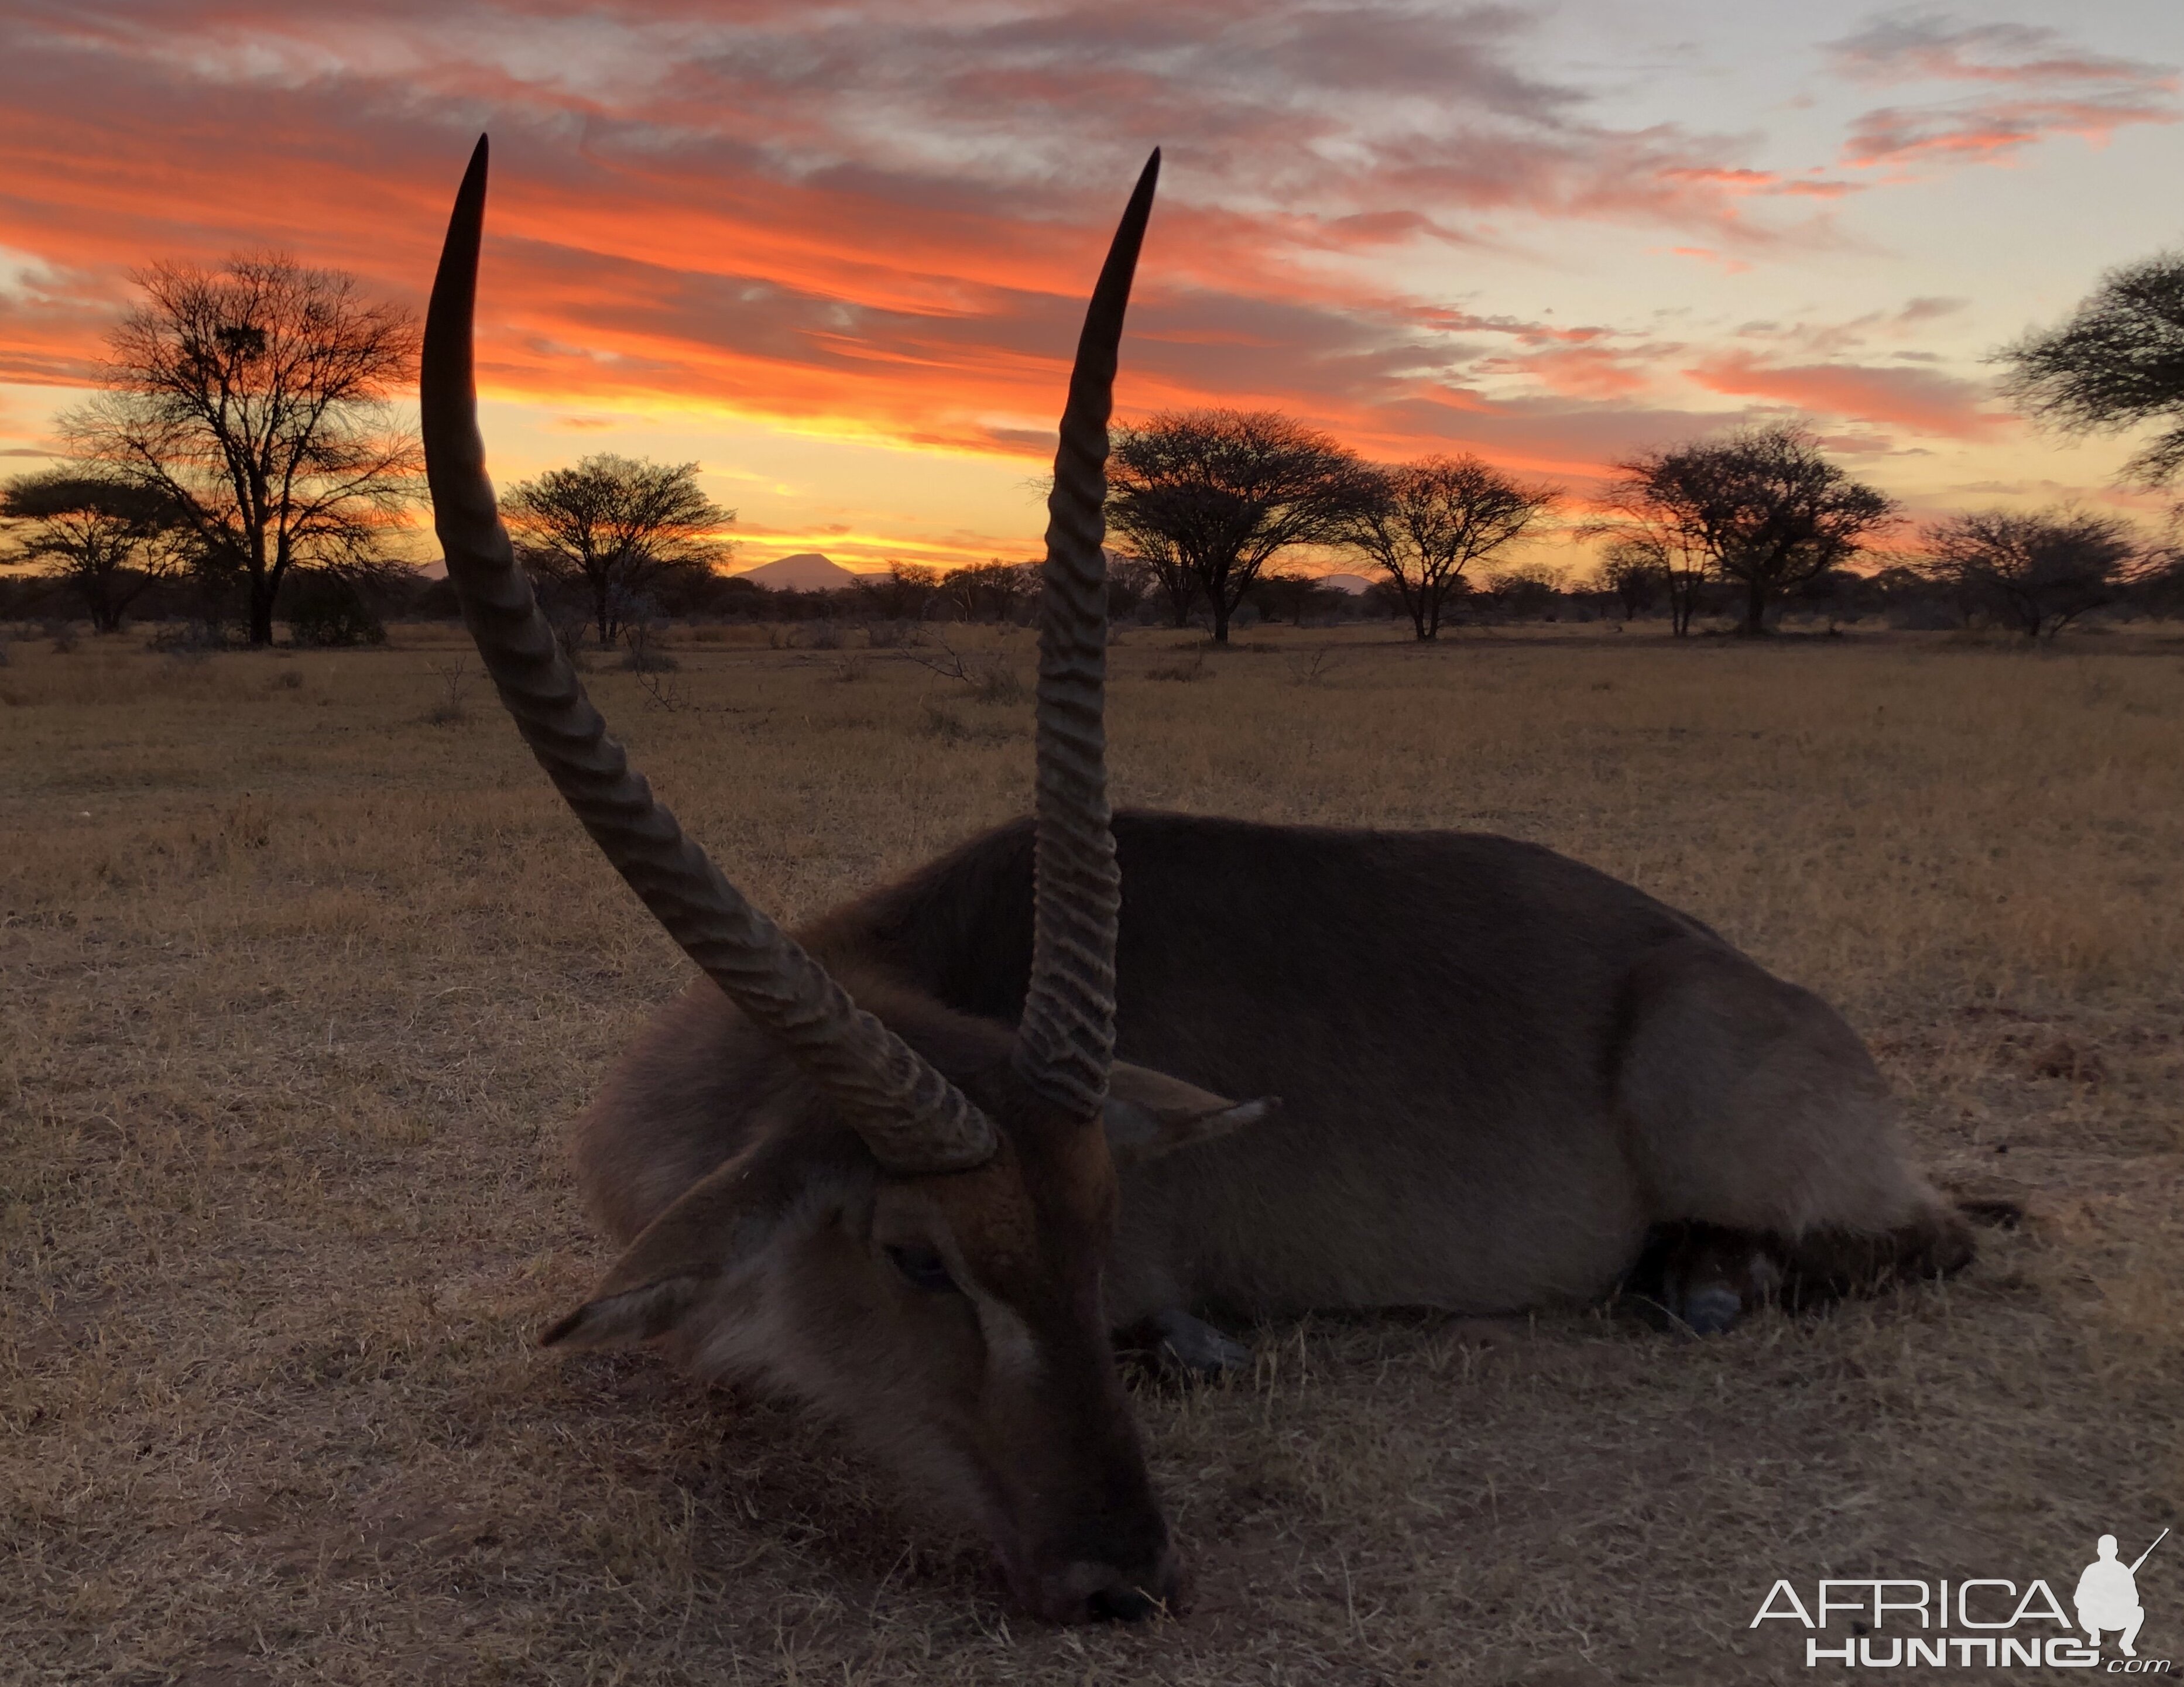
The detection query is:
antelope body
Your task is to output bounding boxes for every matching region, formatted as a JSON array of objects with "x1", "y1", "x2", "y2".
[
  {"x1": 586, "y1": 810, "x2": 1968, "y2": 1343},
  {"x1": 421, "y1": 140, "x2": 1970, "y2": 1625}
]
